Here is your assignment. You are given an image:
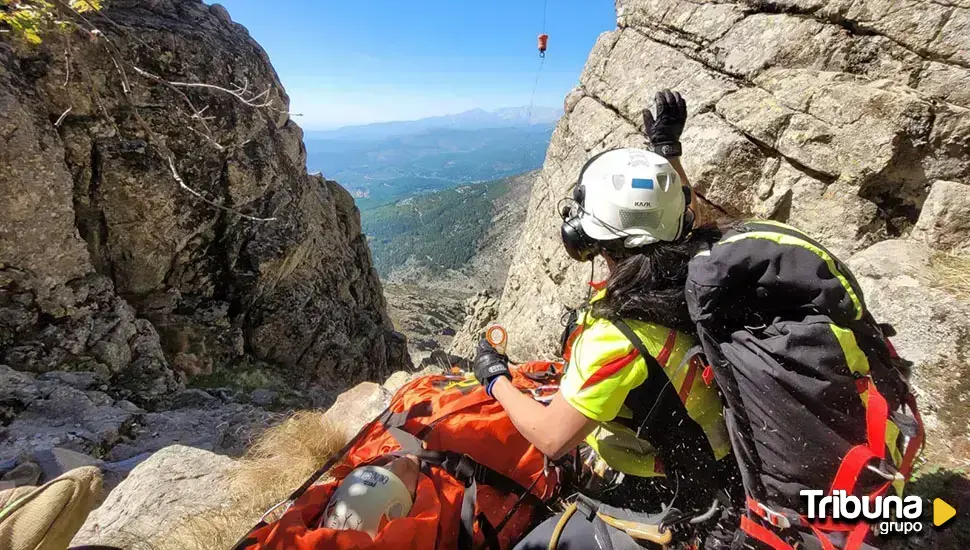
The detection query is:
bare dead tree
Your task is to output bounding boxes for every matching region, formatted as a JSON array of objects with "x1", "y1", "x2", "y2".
[{"x1": 46, "y1": 0, "x2": 284, "y2": 222}]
